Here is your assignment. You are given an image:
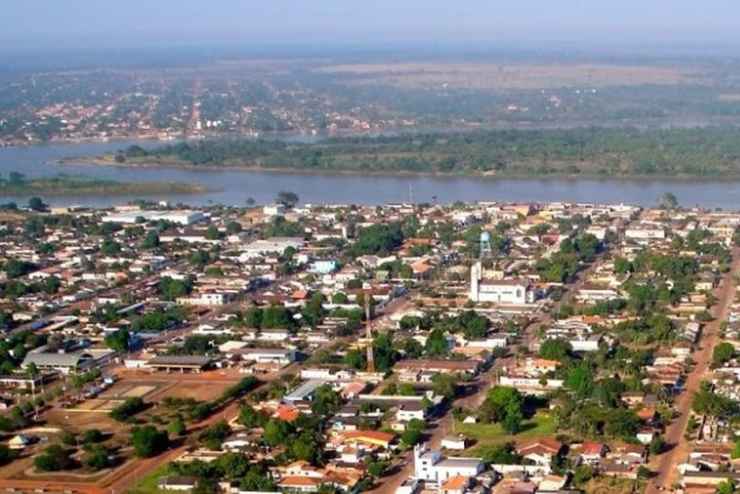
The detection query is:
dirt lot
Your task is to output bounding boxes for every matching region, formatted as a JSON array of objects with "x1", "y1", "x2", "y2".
[{"x1": 318, "y1": 62, "x2": 698, "y2": 90}]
